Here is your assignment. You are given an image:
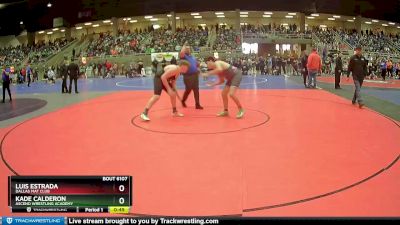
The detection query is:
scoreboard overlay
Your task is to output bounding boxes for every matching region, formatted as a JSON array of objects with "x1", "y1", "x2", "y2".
[{"x1": 8, "y1": 176, "x2": 132, "y2": 213}]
